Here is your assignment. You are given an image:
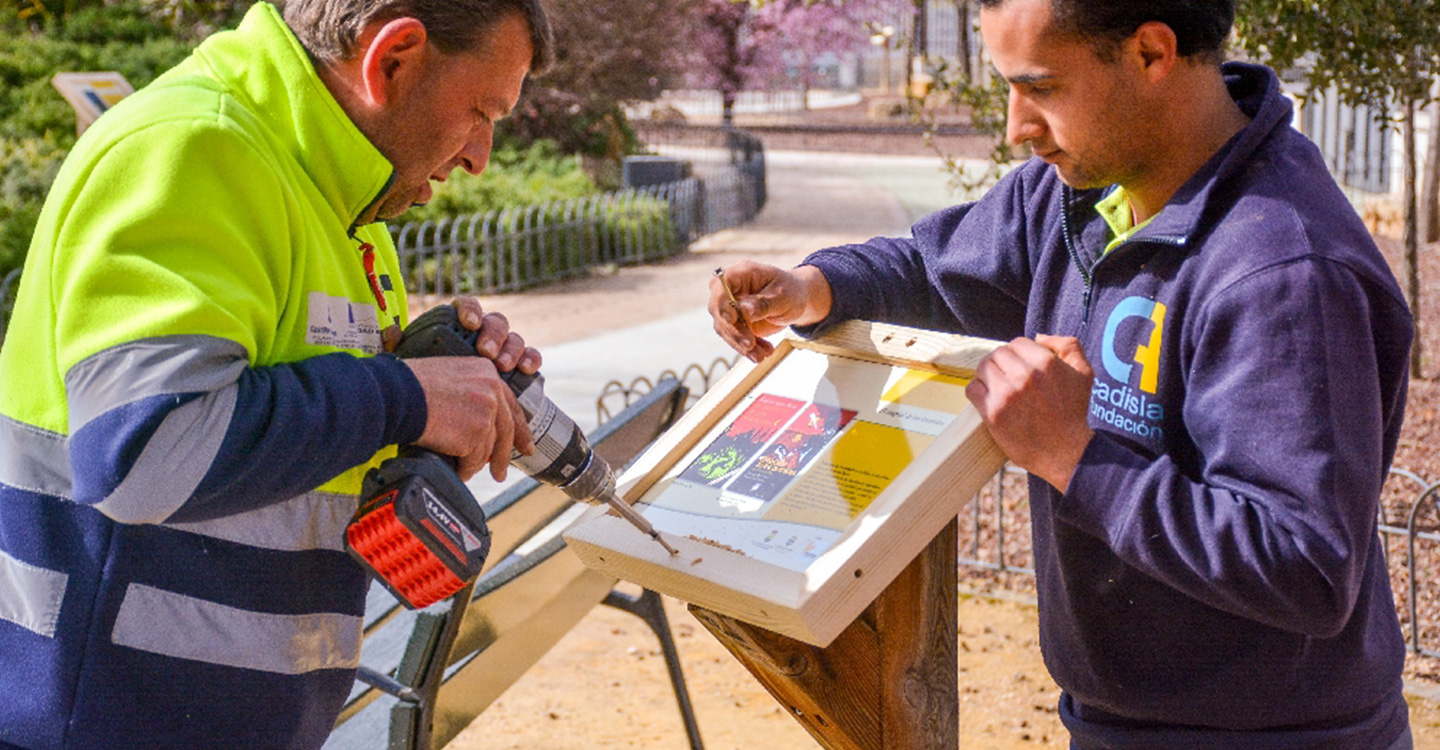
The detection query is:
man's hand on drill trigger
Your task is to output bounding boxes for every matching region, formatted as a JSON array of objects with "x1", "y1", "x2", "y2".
[
  {"x1": 403, "y1": 297, "x2": 543, "y2": 482},
  {"x1": 451, "y1": 297, "x2": 542, "y2": 374},
  {"x1": 966, "y1": 335, "x2": 1095, "y2": 493},
  {"x1": 405, "y1": 356, "x2": 535, "y2": 481}
]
